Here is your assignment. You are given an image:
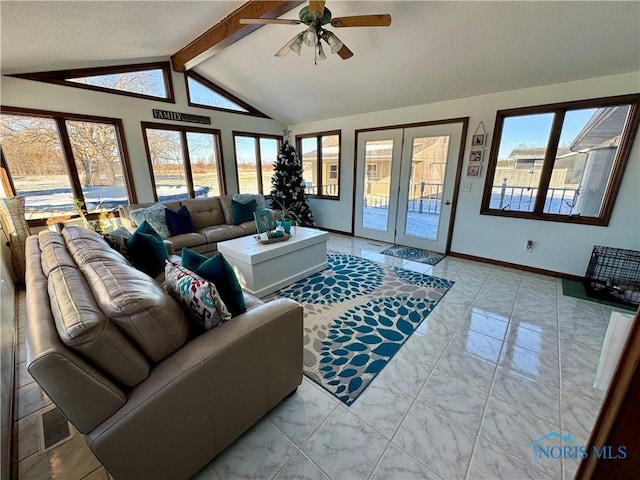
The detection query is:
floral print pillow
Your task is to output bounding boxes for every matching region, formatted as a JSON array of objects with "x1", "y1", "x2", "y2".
[{"x1": 164, "y1": 261, "x2": 231, "y2": 330}]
